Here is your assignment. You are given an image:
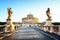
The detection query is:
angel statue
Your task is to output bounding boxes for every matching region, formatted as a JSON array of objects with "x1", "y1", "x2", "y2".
[
  {"x1": 7, "y1": 8, "x2": 12, "y2": 19},
  {"x1": 46, "y1": 8, "x2": 51, "y2": 19}
]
